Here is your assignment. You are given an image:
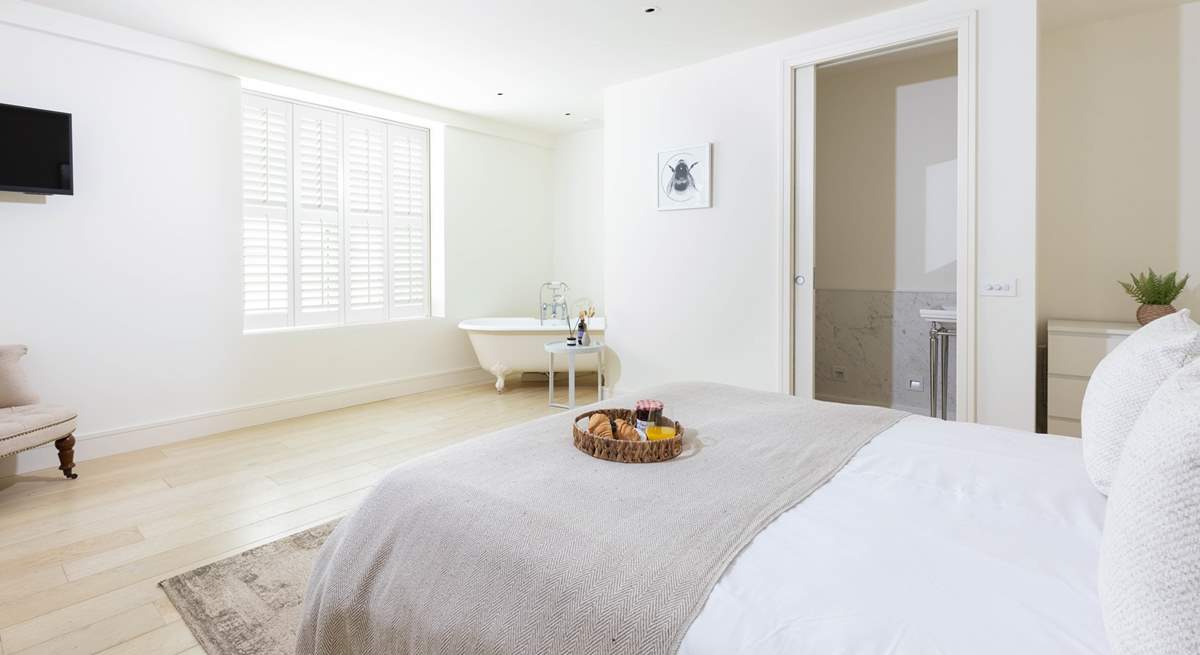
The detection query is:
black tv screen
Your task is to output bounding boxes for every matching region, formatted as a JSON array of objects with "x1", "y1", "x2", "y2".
[{"x1": 0, "y1": 102, "x2": 73, "y2": 195}]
